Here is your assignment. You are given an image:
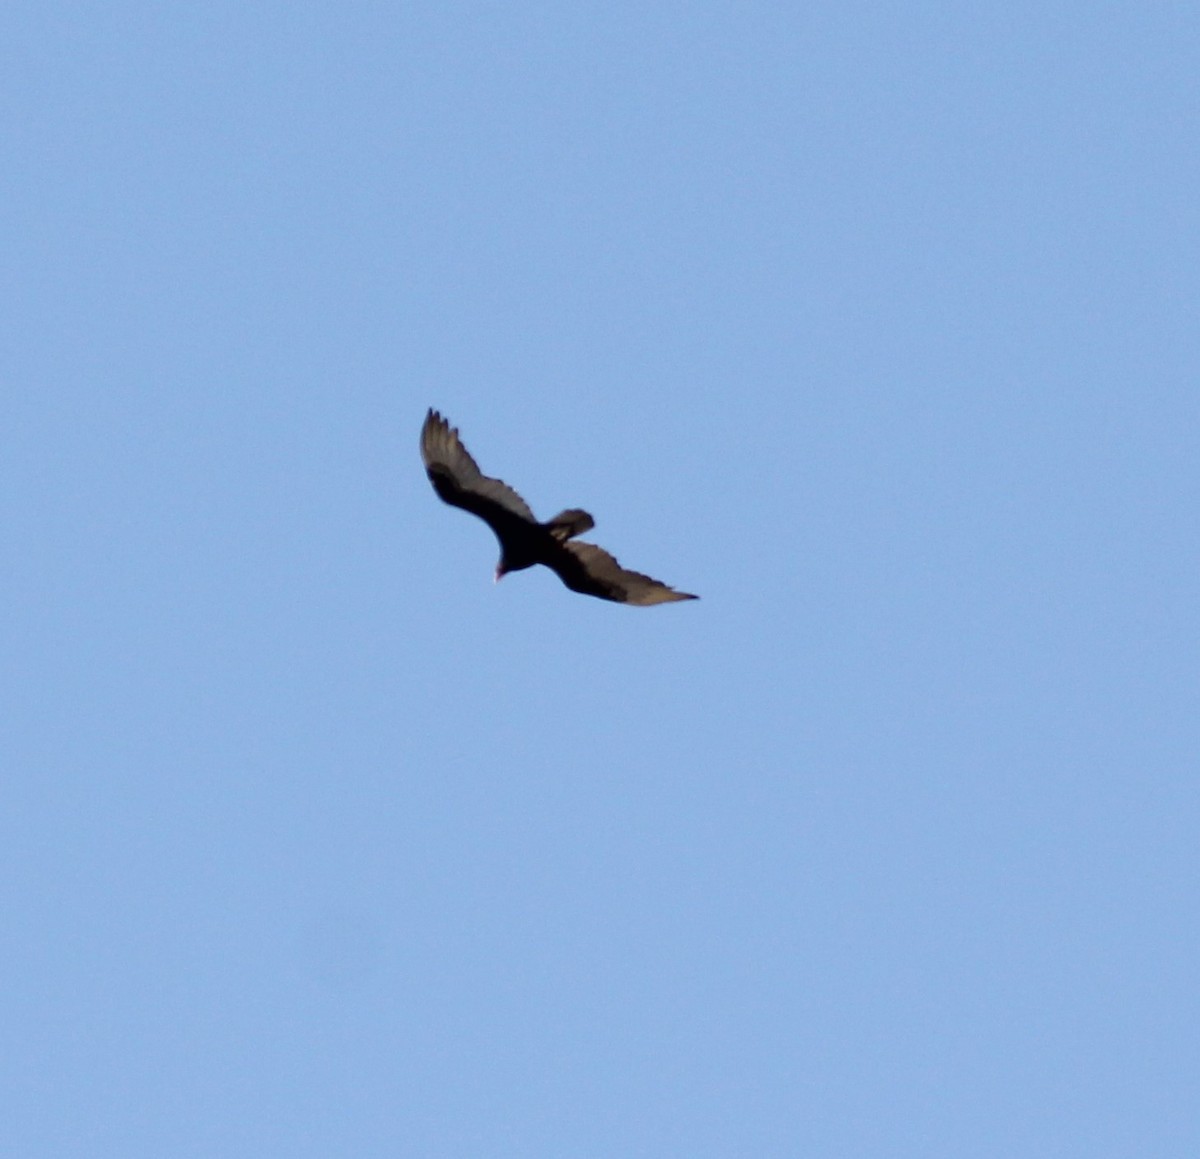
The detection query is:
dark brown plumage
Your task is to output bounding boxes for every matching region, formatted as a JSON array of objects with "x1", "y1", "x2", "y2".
[{"x1": 421, "y1": 409, "x2": 698, "y2": 606}]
